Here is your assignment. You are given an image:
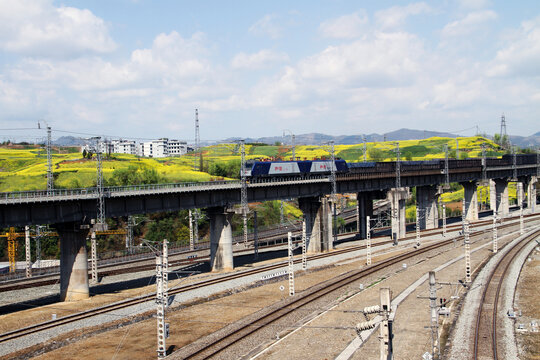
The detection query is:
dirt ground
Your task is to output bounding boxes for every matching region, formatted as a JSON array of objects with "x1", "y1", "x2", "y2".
[
  {"x1": 515, "y1": 245, "x2": 540, "y2": 359},
  {"x1": 6, "y1": 247, "x2": 409, "y2": 360}
]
